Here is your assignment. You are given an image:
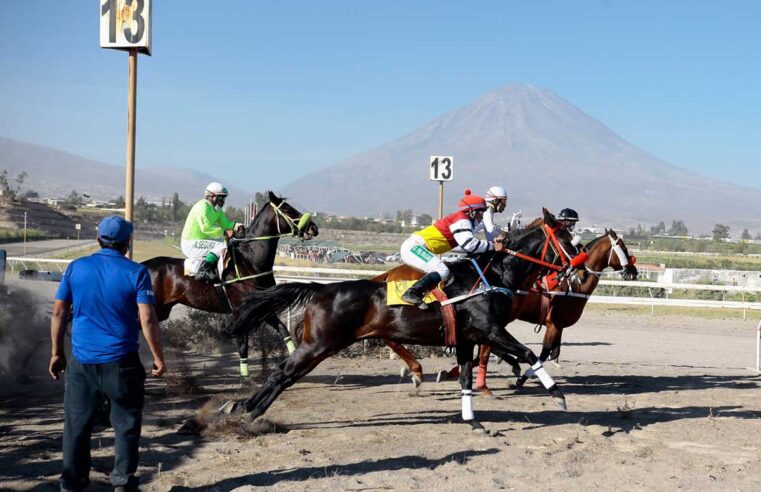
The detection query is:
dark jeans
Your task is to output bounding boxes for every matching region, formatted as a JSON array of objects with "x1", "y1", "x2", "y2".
[{"x1": 60, "y1": 352, "x2": 146, "y2": 491}]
